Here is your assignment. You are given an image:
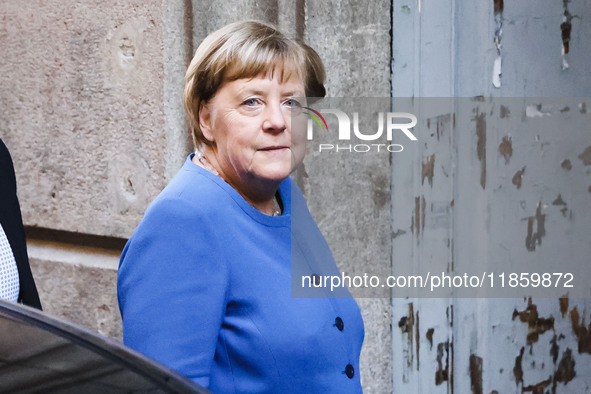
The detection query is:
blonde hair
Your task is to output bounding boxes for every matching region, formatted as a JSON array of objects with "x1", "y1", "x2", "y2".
[{"x1": 184, "y1": 21, "x2": 308, "y2": 148}]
